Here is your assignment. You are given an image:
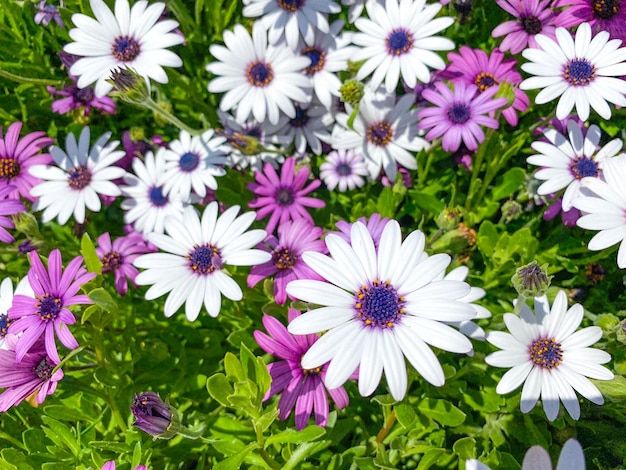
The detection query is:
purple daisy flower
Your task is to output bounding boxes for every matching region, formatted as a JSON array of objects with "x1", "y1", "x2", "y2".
[
  {"x1": 248, "y1": 219, "x2": 327, "y2": 305},
  {"x1": 254, "y1": 309, "x2": 350, "y2": 430},
  {"x1": 248, "y1": 157, "x2": 326, "y2": 234},
  {"x1": 418, "y1": 82, "x2": 507, "y2": 152},
  {"x1": 0, "y1": 185, "x2": 26, "y2": 243},
  {"x1": 445, "y1": 46, "x2": 529, "y2": 126},
  {"x1": 492, "y1": 0, "x2": 569, "y2": 54},
  {"x1": 47, "y1": 84, "x2": 117, "y2": 117},
  {"x1": 0, "y1": 334, "x2": 63, "y2": 412},
  {"x1": 332, "y1": 214, "x2": 390, "y2": 248},
  {"x1": 320, "y1": 149, "x2": 369, "y2": 192},
  {"x1": 34, "y1": 0, "x2": 64, "y2": 27},
  {"x1": 555, "y1": 0, "x2": 626, "y2": 42},
  {"x1": 0, "y1": 122, "x2": 53, "y2": 202},
  {"x1": 8, "y1": 249, "x2": 95, "y2": 363},
  {"x1": 96, "y1": 231, "x2": 156, "y2": 296}
]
